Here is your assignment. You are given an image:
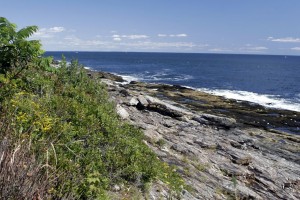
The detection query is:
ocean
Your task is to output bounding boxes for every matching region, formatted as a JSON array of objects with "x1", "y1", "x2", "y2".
[{"x1": 44, "y1": 52, "x2": 300, "y2": 112}]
